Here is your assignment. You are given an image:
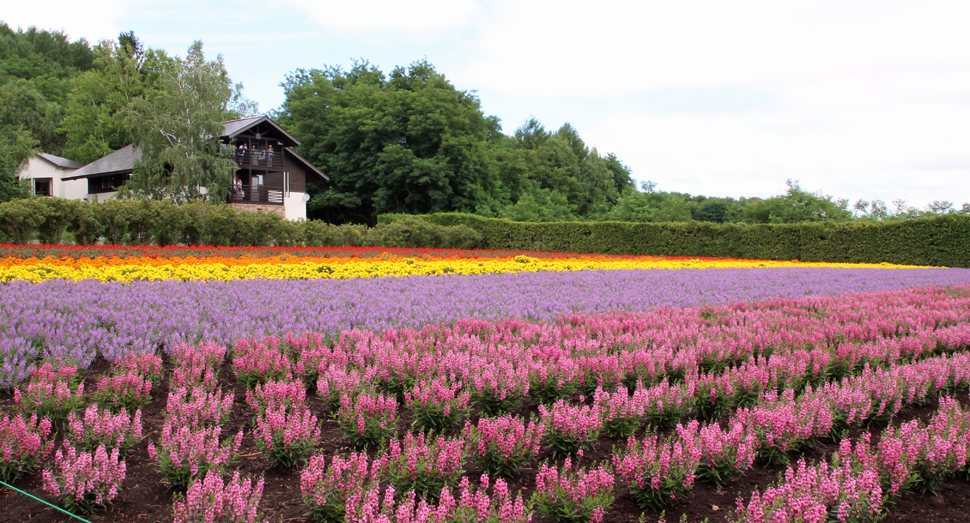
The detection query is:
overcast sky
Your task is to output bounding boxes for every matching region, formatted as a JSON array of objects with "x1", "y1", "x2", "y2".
[{"x1": 5, "y1": 0, "x2": 970, "y2": 209}]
